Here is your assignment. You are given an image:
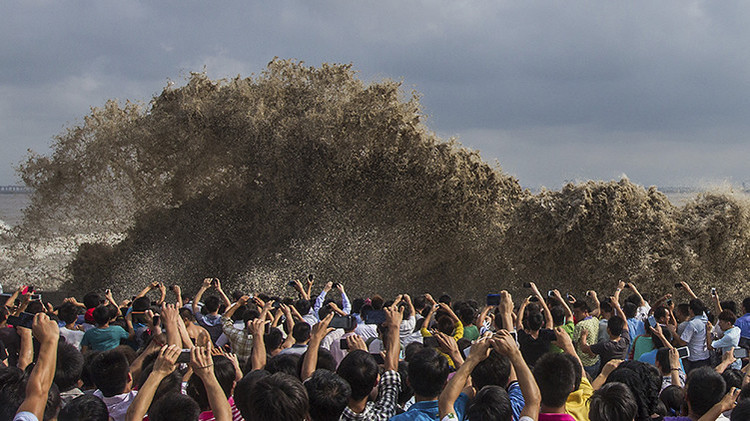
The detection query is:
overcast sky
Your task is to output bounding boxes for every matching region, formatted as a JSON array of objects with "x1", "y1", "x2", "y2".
[{"x1": 2, "y1": 1, "x2": 750, "y2": 189}]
